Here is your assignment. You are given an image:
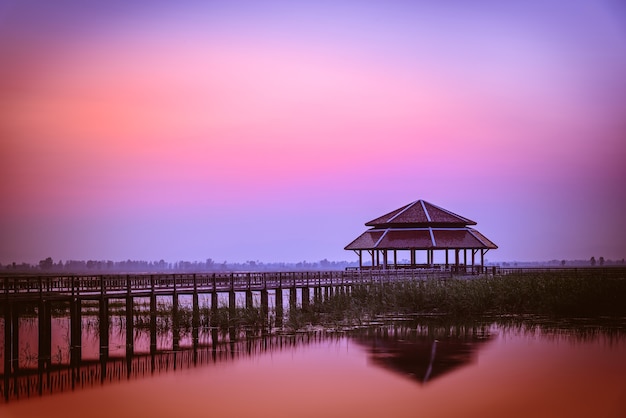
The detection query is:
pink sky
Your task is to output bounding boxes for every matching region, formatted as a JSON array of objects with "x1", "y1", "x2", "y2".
[{"x1": 1, "y1": 0, "x2": 625, "y2": 264}]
